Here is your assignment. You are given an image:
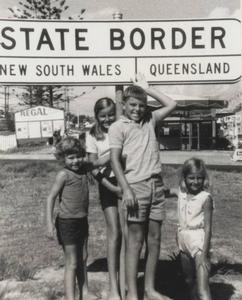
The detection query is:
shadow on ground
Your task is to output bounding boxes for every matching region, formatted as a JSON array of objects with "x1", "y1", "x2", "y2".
[{"x1": 88, "y1": 258, "x2": 240, "y2": 300}]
